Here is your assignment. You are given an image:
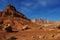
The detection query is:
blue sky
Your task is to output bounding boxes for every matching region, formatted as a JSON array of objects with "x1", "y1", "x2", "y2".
[{"x1": 0, "y1": 0, "x2": 60, "y2": 21}]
